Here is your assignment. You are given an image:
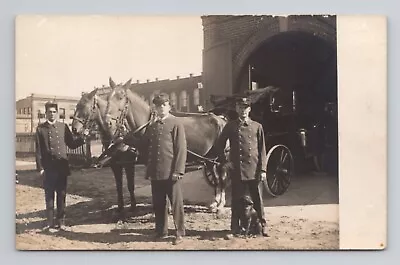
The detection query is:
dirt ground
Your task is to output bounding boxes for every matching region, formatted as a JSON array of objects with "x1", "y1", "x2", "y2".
[{"x1": 15, "y1": 165, "x2": 339, "y2": 250}]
